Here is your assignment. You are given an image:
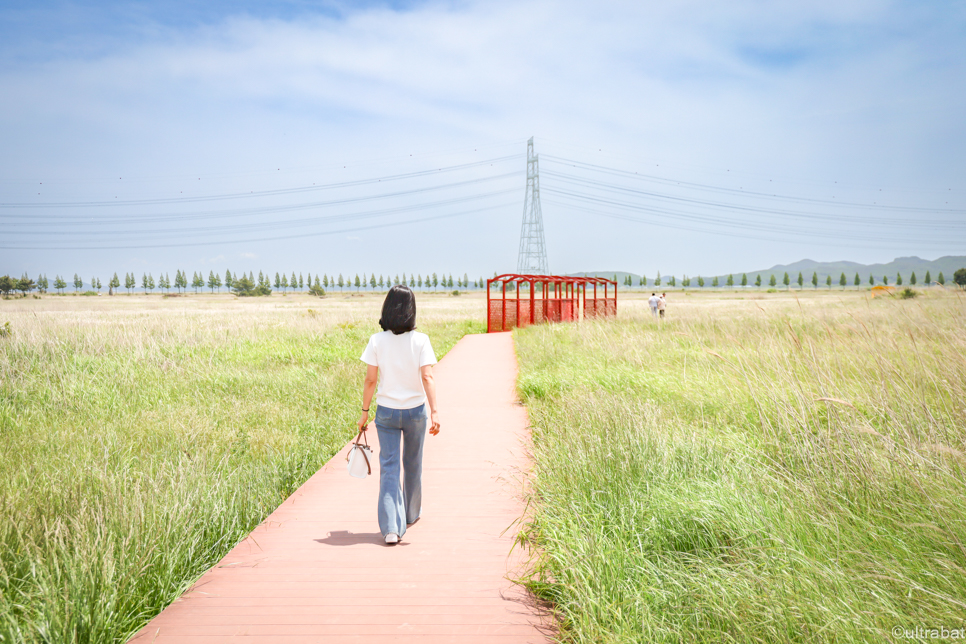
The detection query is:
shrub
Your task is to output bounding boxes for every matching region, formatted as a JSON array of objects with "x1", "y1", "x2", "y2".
[
  {"x1": 451, "y1": 290, "x2": 461, "y2": 296},
  {"x1": 900, "y1": 288, "x2": 918, "y2": 299}
]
